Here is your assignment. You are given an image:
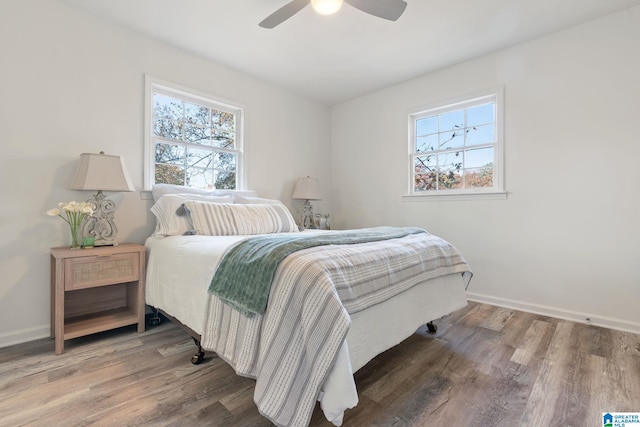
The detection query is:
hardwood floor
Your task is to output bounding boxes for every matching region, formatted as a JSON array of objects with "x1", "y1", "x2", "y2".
[{"x1": 1, "y1": 302, "x2": 639, "y2": 426}]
